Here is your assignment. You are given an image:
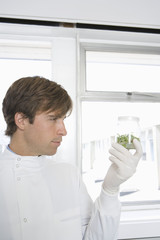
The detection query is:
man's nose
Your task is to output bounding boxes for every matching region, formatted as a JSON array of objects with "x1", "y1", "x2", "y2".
[{"x1": 57, "y1": 120, "x2": 67, "y2": 136}]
